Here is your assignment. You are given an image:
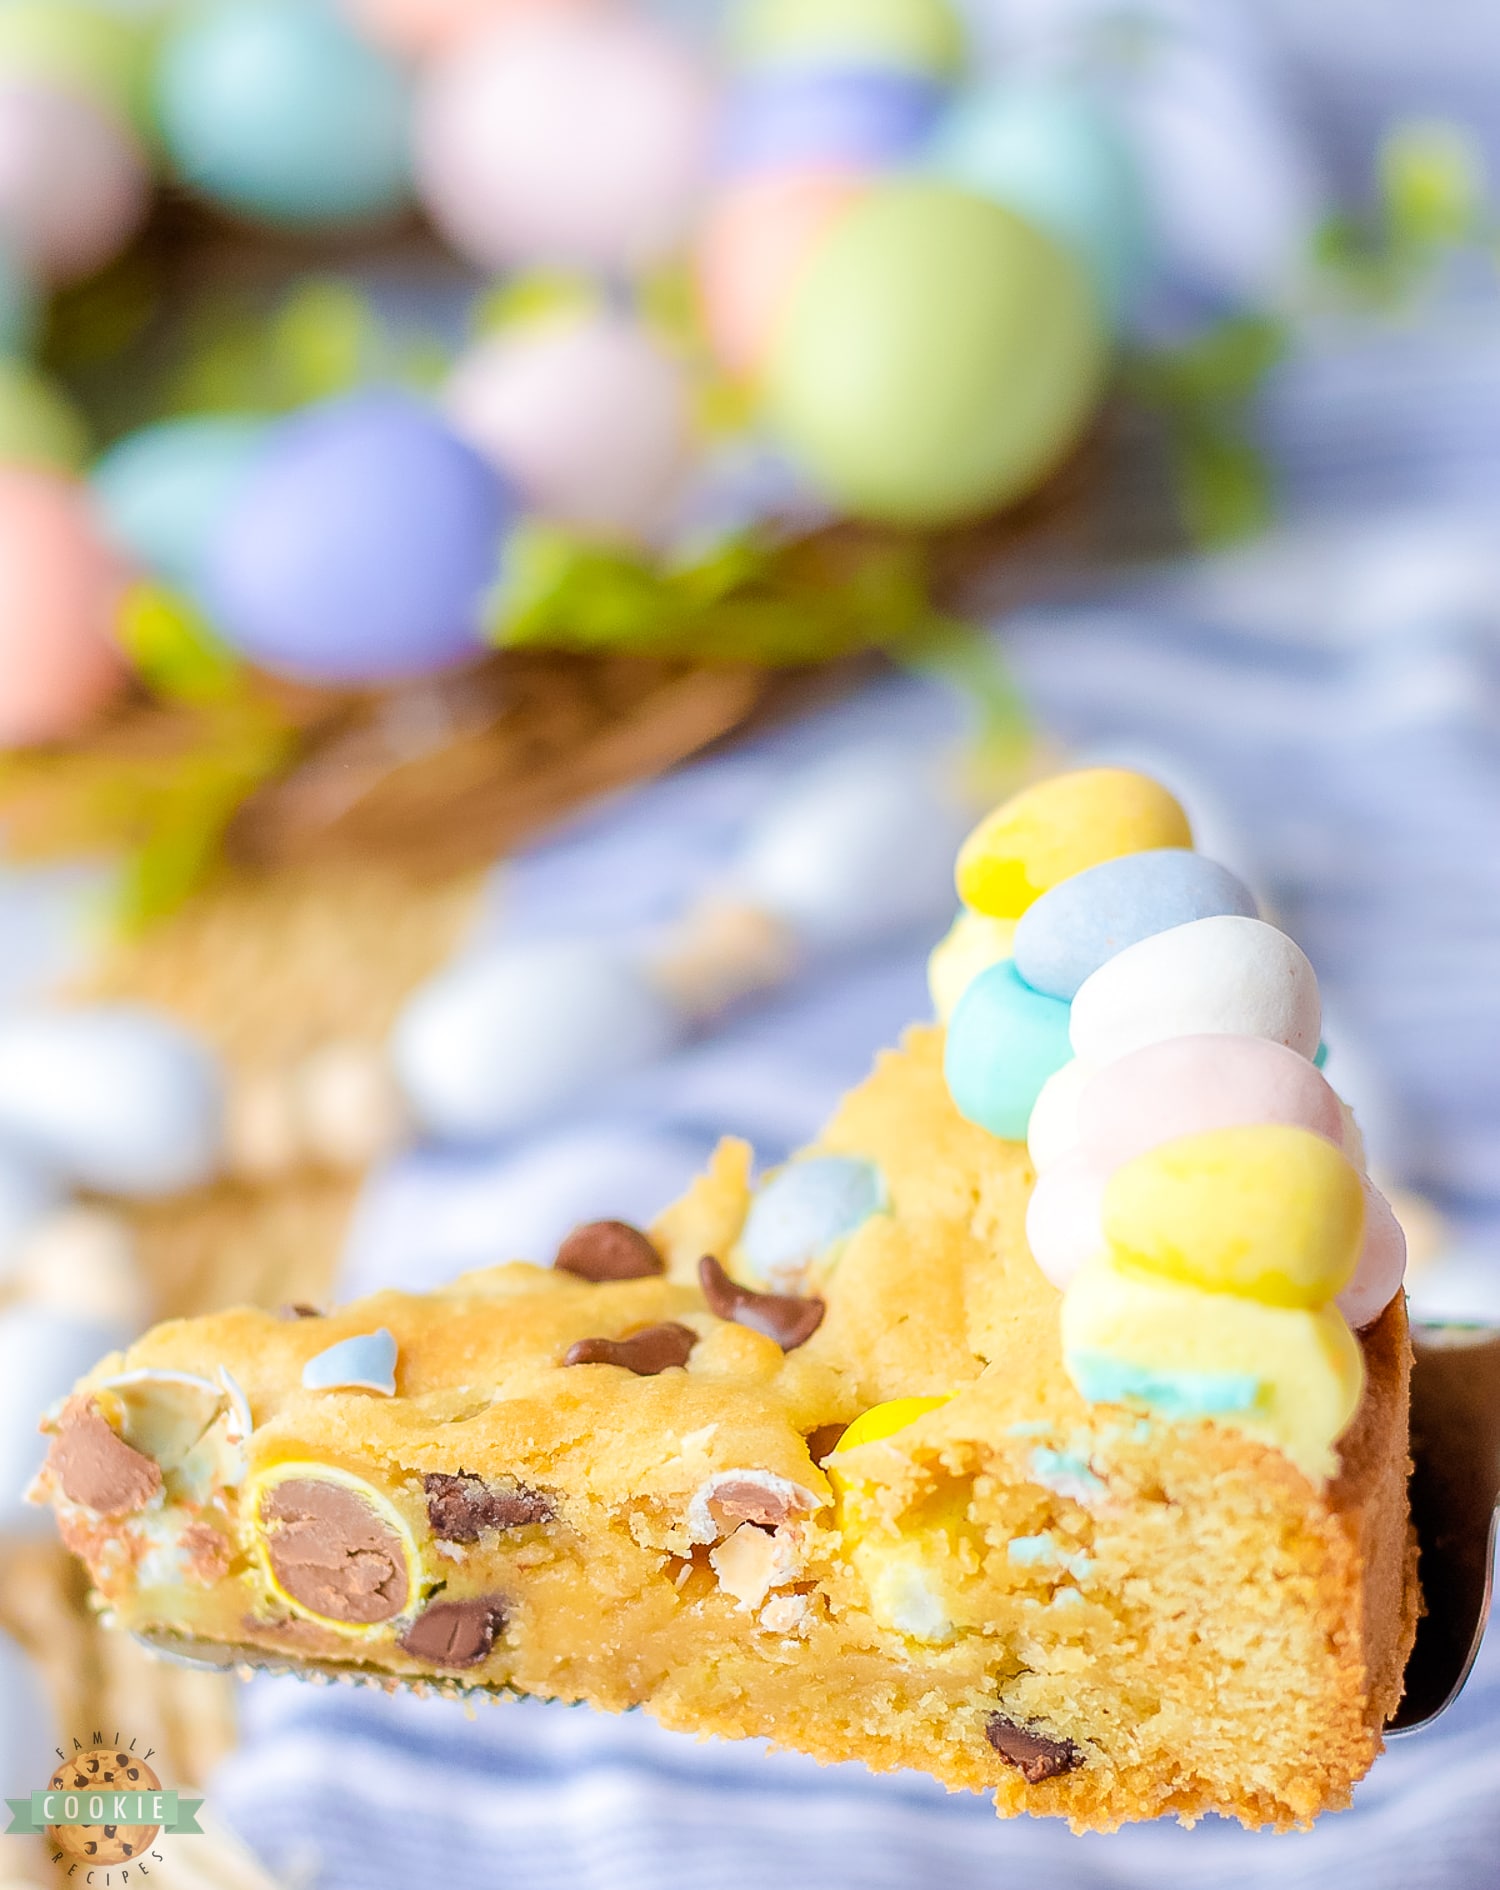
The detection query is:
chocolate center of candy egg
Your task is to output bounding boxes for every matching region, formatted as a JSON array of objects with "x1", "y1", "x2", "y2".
[{"x1": 259, "y1": 1477, "x2": 409, "y2": 1625}]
